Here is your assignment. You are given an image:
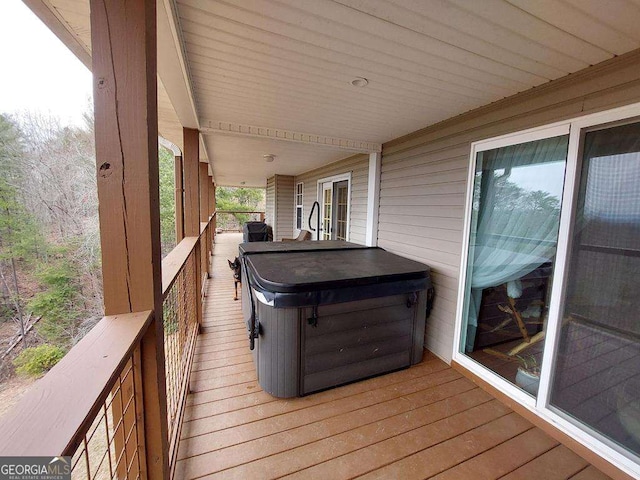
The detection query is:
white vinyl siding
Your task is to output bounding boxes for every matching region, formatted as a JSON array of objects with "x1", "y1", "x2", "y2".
[
  {"x1": 275, "y1": 175, "x2": 295, "y2": 241},
  {"x1": 266, "y1": 175, "x2": 295, "y2": 241},
  {"x1": 294, "y1": 154, "x2": 369, "y2": 244},
  {"x1": 377, "y1": 51, "x2": 640, "y2": 363},
  {"x1": 265, "y1": 176, "x2": 275, "y2": 234}
]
